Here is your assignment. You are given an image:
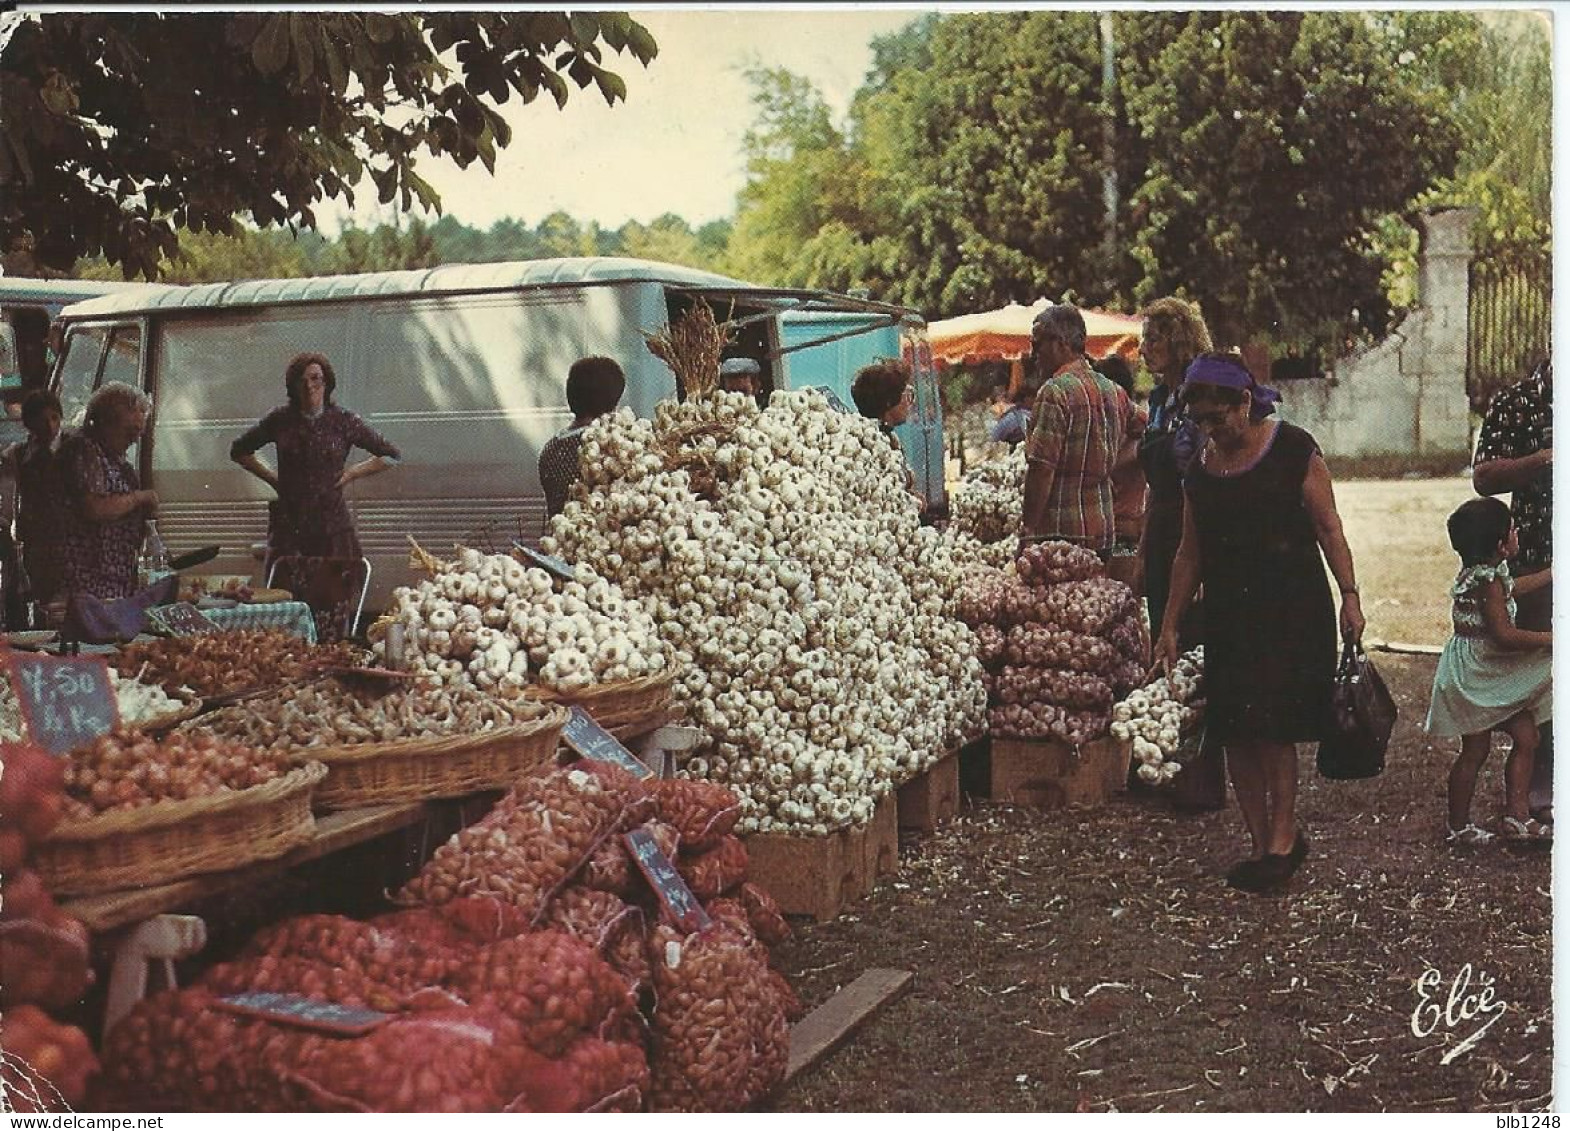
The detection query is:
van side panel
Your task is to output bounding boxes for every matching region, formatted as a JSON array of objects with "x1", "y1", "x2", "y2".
[
  {"x1": 149, "y1": 285, "x2": 683, "y2": 608},
  {"x1": 151, "y1": 306, "x2": 355, "y2": 579}
]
